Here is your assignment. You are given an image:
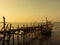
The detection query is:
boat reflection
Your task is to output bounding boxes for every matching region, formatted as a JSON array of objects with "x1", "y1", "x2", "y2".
[{"x1": 39, "y1": 35, "x2": 51, "y2": 45}]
